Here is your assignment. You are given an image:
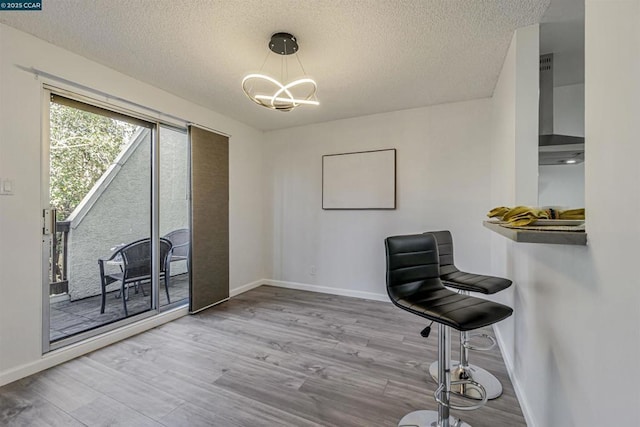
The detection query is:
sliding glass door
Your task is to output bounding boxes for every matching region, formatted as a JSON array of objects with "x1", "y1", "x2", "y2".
[{"x1": 43, "y1": 90, "x2": 190, "y2": 350}]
